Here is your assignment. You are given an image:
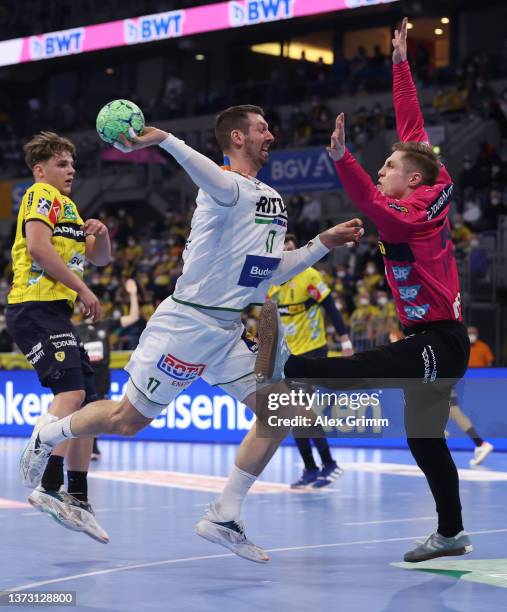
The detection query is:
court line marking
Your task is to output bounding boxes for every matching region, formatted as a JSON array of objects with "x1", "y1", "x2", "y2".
[
  {"x1": 2, "y1": 528, "x2": 506, "y2": 594},
  {"x1": 88, "y1": 470, "x2": 322, "y2": 494},
  {"x1": 344, "y1": 517, "x2": 435, "y2": 526}
]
